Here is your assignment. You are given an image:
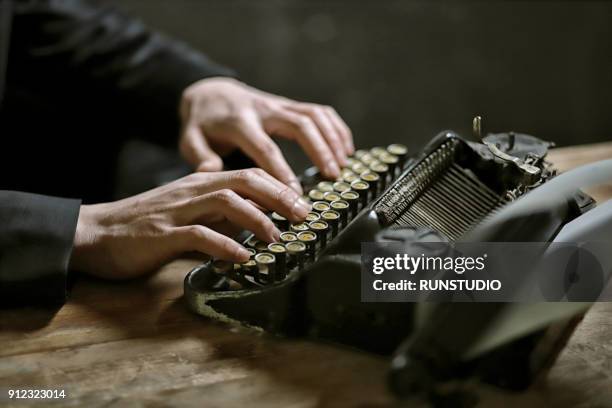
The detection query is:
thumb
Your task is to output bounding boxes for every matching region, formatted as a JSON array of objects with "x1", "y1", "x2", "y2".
[{"x1": 181, "y1": 125, "x2": 223, "y2": 172}]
